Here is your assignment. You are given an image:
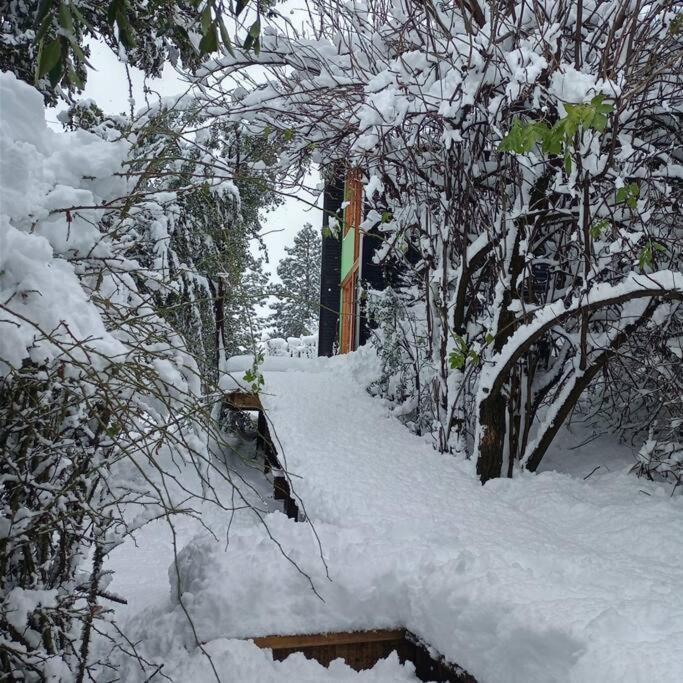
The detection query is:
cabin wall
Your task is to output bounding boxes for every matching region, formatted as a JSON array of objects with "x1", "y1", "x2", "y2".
[{"x1": 318, "y1": 175, "x2": 344, "y2": 357}]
